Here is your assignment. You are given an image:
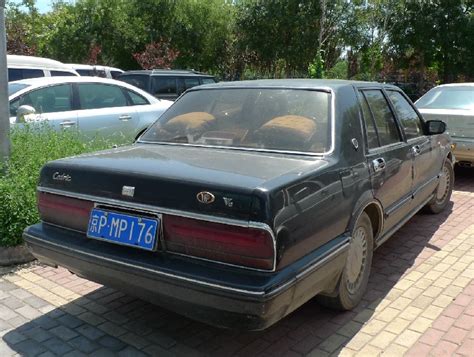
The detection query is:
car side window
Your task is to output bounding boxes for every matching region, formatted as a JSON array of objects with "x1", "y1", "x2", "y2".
[
  {"x1": 184, "y1": 78, "x2": 200, "y2": 89},
  {"x1": 152, "y1": 77, "x2": 177, "y2": 95},
  {"x1": 126, "y1": 89, "x2": 149, "y2": 106},
  {"x1": 119, "y1": 75, "x2": 149, "y2": 91},
  {"x1": 201, "y1": 77, "x2": 216, "y2": 85},
  {"x1": 50, "y1": 70, "x2": 76, "y2": 77},
  {"x1": 8, "y1": 68, "x2": 44, "y2": 81},
  {"x1": 359, "y1": 93, "x2": 380, "y2": 149},
  {"x1": 16, "y1": 84, "x2": 73, "y2": 114},
  {"x1": 362, "y1": 90, "x2": 402, "y2": 147},
  {"x1": 387, "y1": 90, "x2": 424, "y2": 139},
  {"x1": 78, "y1": 83, "x2": 128, "y2": 109},
  {"x1": 9, "y1": 98, "x2": 20, "y2": 117}
]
